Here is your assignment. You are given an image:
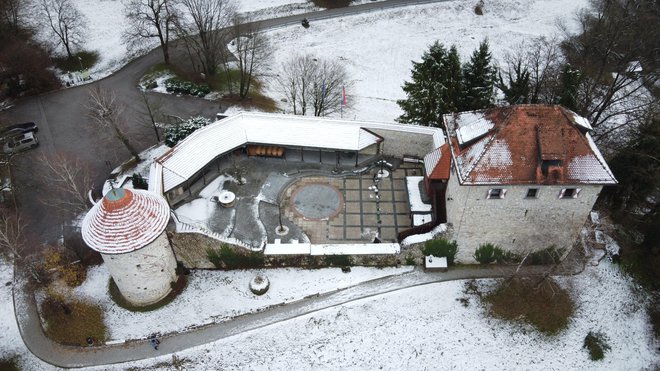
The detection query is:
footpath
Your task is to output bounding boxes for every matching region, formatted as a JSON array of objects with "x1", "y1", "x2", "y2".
[{"x1": 13, "y1": 254, "x2": 585, "y2": 369}]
